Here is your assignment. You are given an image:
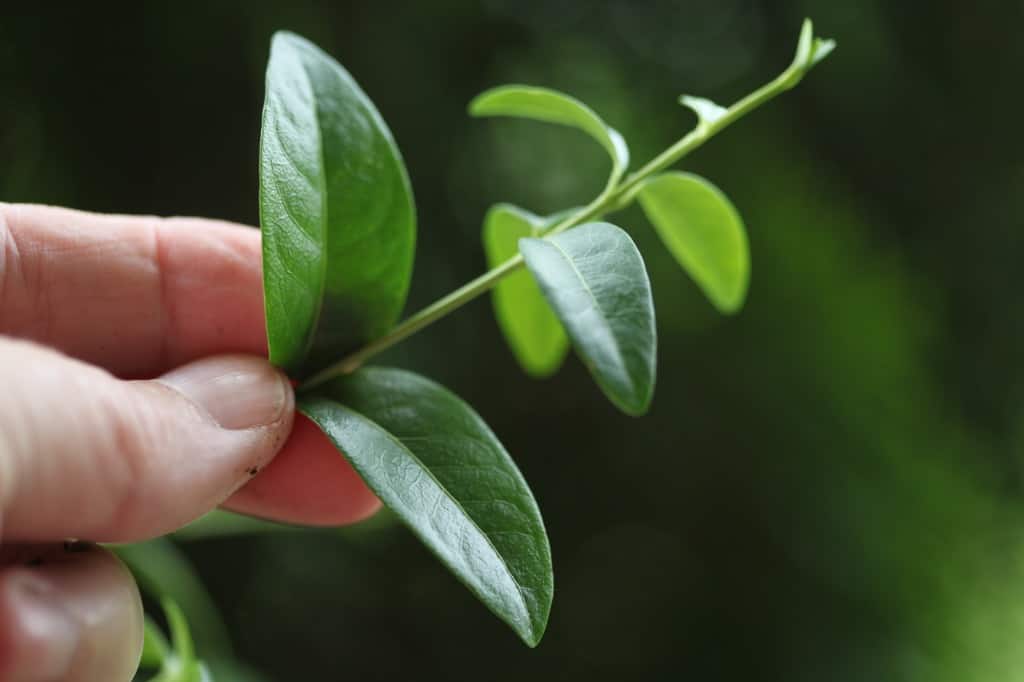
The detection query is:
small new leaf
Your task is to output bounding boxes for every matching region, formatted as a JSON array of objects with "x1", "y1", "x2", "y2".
[
  {"x1": 679, "y1": 95, "x2": 728, "y2": 128},
  {"x1": 260, "y1": 32, "x2": 416, "y2": 378},
  {"x1": 636, "y1": 172, "x2": 749, "y2": 314},
  {"x1": 468, "y1": 85, "x2": 629, "y2": 190},
  {"x1": 483, "y1": 204, "x2": 569, "y2": 377},
  {"x1": 788, "y1": 19, "x2": 836, "y2": 84},
  {"x1": 520, "y1": 223, "x2": 657, "y2": 415},
  {"x1": 300, "y1": 368, "x2": 553, "y2": 647}
]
